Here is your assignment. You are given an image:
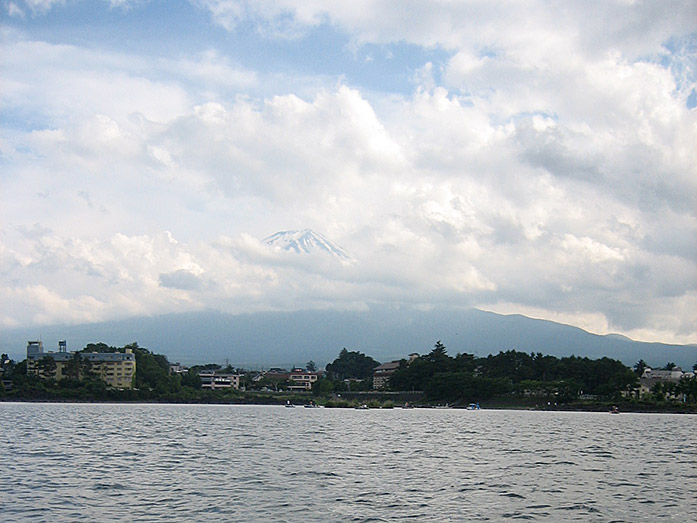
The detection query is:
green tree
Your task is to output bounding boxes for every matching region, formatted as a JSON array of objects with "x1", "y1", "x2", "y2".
[
  {"x1": 181, "y1": 369, "x2": 202, "y2": 389},
  {"x1": 633, "y1": 359, "x2": 648, "y2": 376},
  {"x1": 82, "y1": 342, "x2": 114, "y2": 353},
  {"x1": 312, "y1": 377, "x2": 334, "y2": 396},
  {"x1": 256, "y1": 375, "x2": 289, "y2": 392},
  {"x1": 36, "y1": 356, "x2": 57, "y2": 379},
  {"x1": 325, "y1": 349, "x2": 380, "y2": 380},
  {"x1": 425, "y1": 341, "x2": 453, "y2": 373},
  {"x1": 64, "y1": 352, "x2": 83, "y2": 381},
  {"x1": 676, "y1": 376, "x2": 697, "y2": 403},
  {"x1": 130, "y1": 343, "x2": 178, "y2": 392},
  {"x1": 306, "y1": 360, "x2": 317, "y2": 372},
  {"x1": 389, "y1": 342, "x2": 459, "y2": 392}
]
